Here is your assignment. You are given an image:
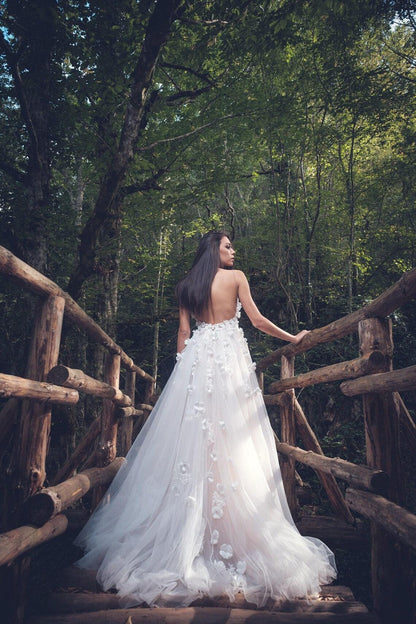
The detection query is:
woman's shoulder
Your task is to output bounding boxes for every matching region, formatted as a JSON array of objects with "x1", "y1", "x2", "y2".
[
  {"x1": 231, "y1": 269, "x2": 247, "y2": 283},
  {"x1": 217, "y1": 268, "x2": 245, "y2": 279}
]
